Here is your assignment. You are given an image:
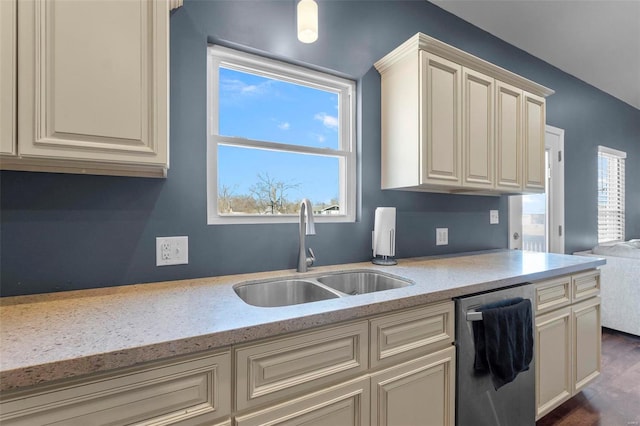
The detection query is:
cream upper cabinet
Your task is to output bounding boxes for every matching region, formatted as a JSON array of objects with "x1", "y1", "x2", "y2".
[
  {"x1": 4, "y1": 0, "x2": 170, "y2": 178},
  {"x1": 0, "y1": 0, "x2": 17, "y2": 156},
  {"x1": 495, "y1": 80, "x2": 523, "y2": 191},
  {"x1": 420, "y1": 52, "x2": 462, "y2": 187},
  {"x1": 523, "y1": 91, "x2": 546, "y2": 192},
  {"x1": 462, "y1": 68, "x2": 494, "y2": 189},
  {"x1": 375, "y1": 33, "x2": 553, "y2": 195}
]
